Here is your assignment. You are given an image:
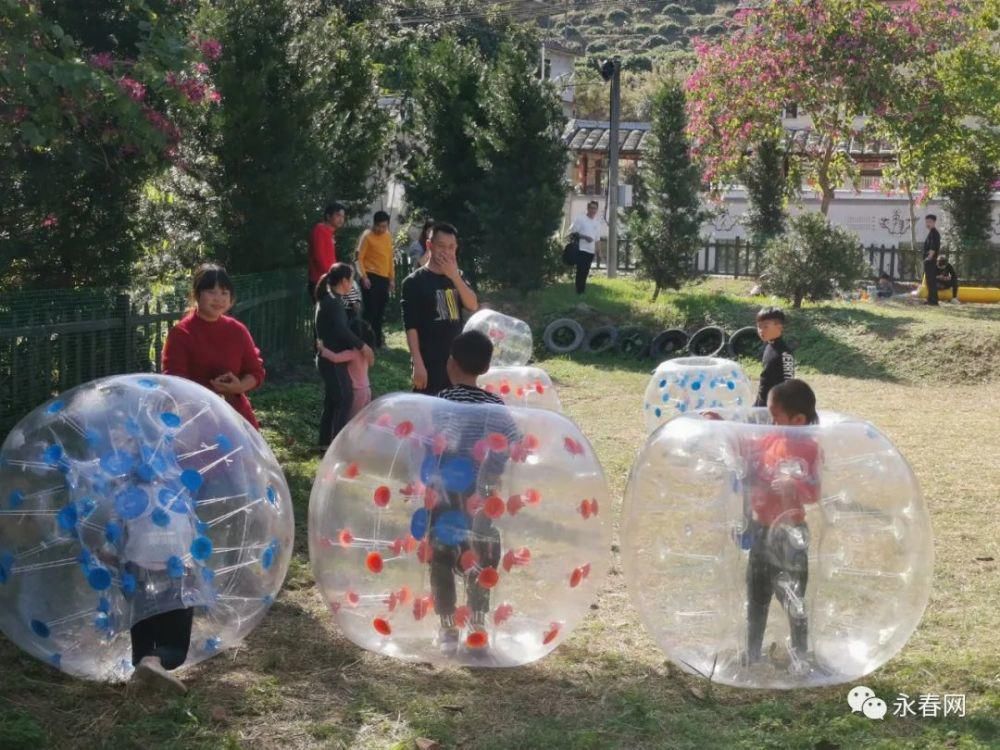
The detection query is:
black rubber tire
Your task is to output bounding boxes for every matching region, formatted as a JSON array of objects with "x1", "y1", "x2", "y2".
[
  {"x1": 649, "y1": 328, "x2": 690, "y2": 360},
  {"x1": 616, "y1": 326, "x2": 652, "y2": 358},
  {"x1": 687, "y1": 325, "x2": 727, "y2": 357},
  {"x1": 543, "y1": 318, "x2": 585, "y2": 354},
  {"x1": 728, "y1": 325, "x2": 764, "y2": 359},
  {"x1": 583, "y1": 325, "x2": 620, "y2": 354}
]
